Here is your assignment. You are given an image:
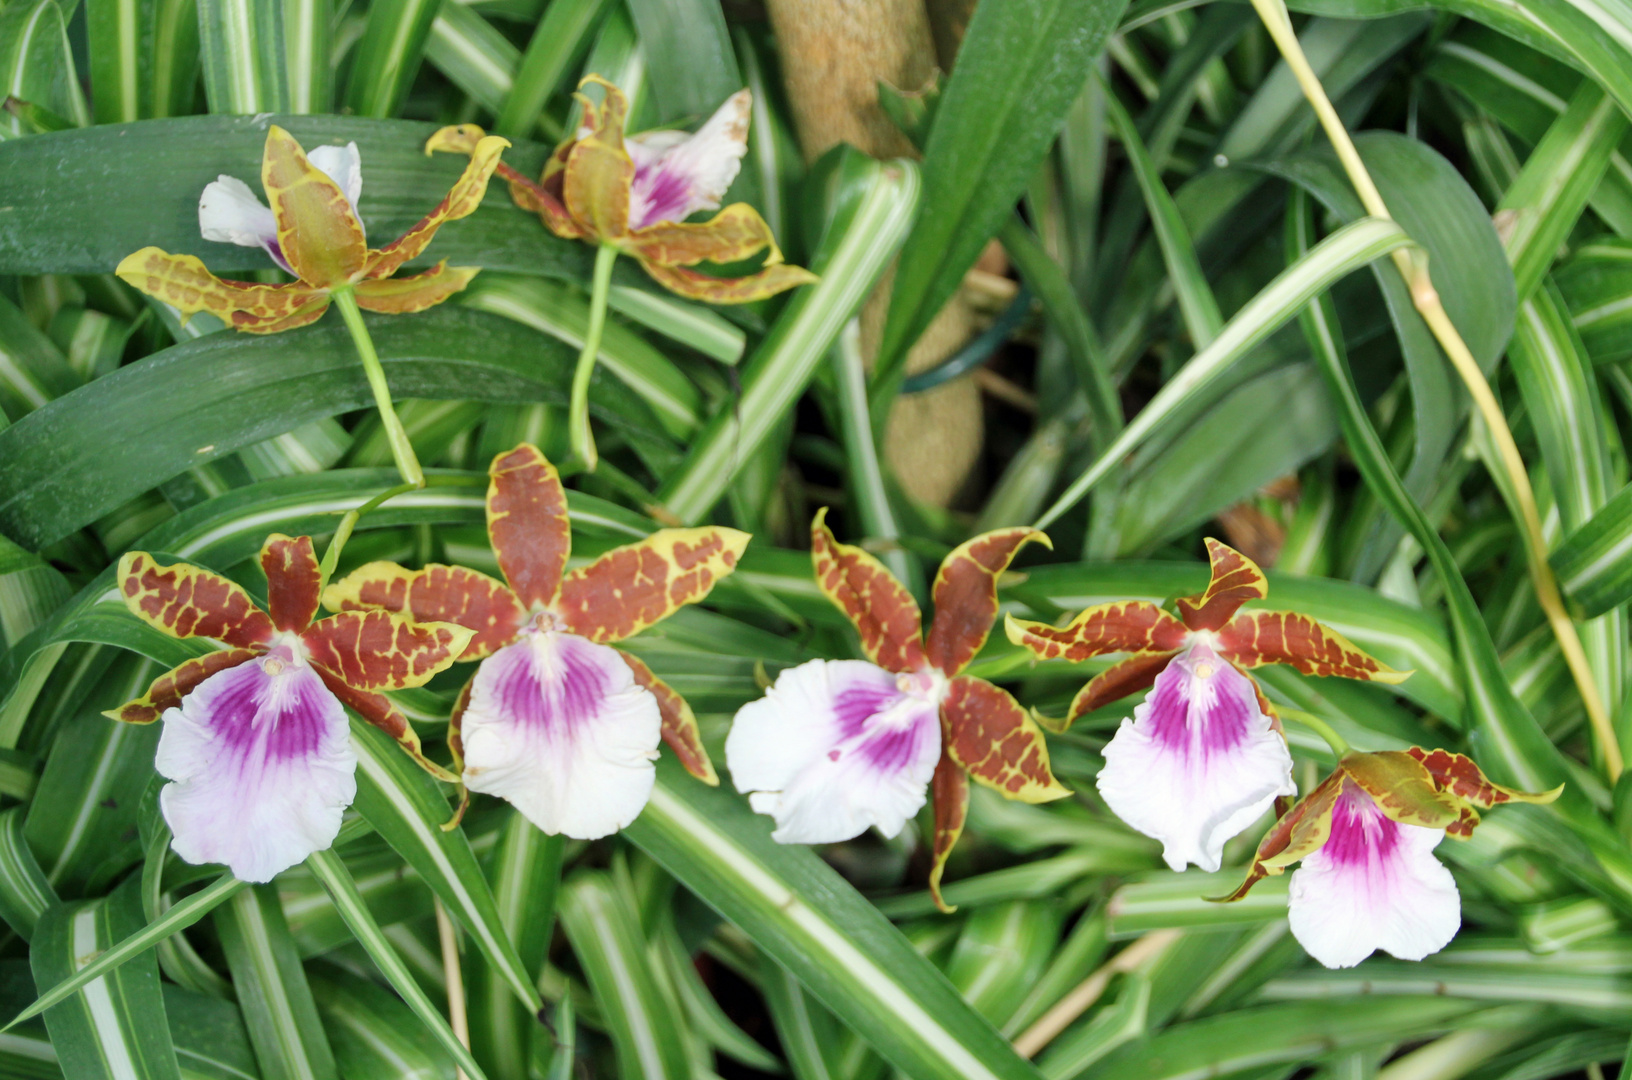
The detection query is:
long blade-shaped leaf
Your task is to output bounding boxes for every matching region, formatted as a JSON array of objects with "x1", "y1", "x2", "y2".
[{"x1": 215, "y1": 884, "x2": 339, "y2": 1080}]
